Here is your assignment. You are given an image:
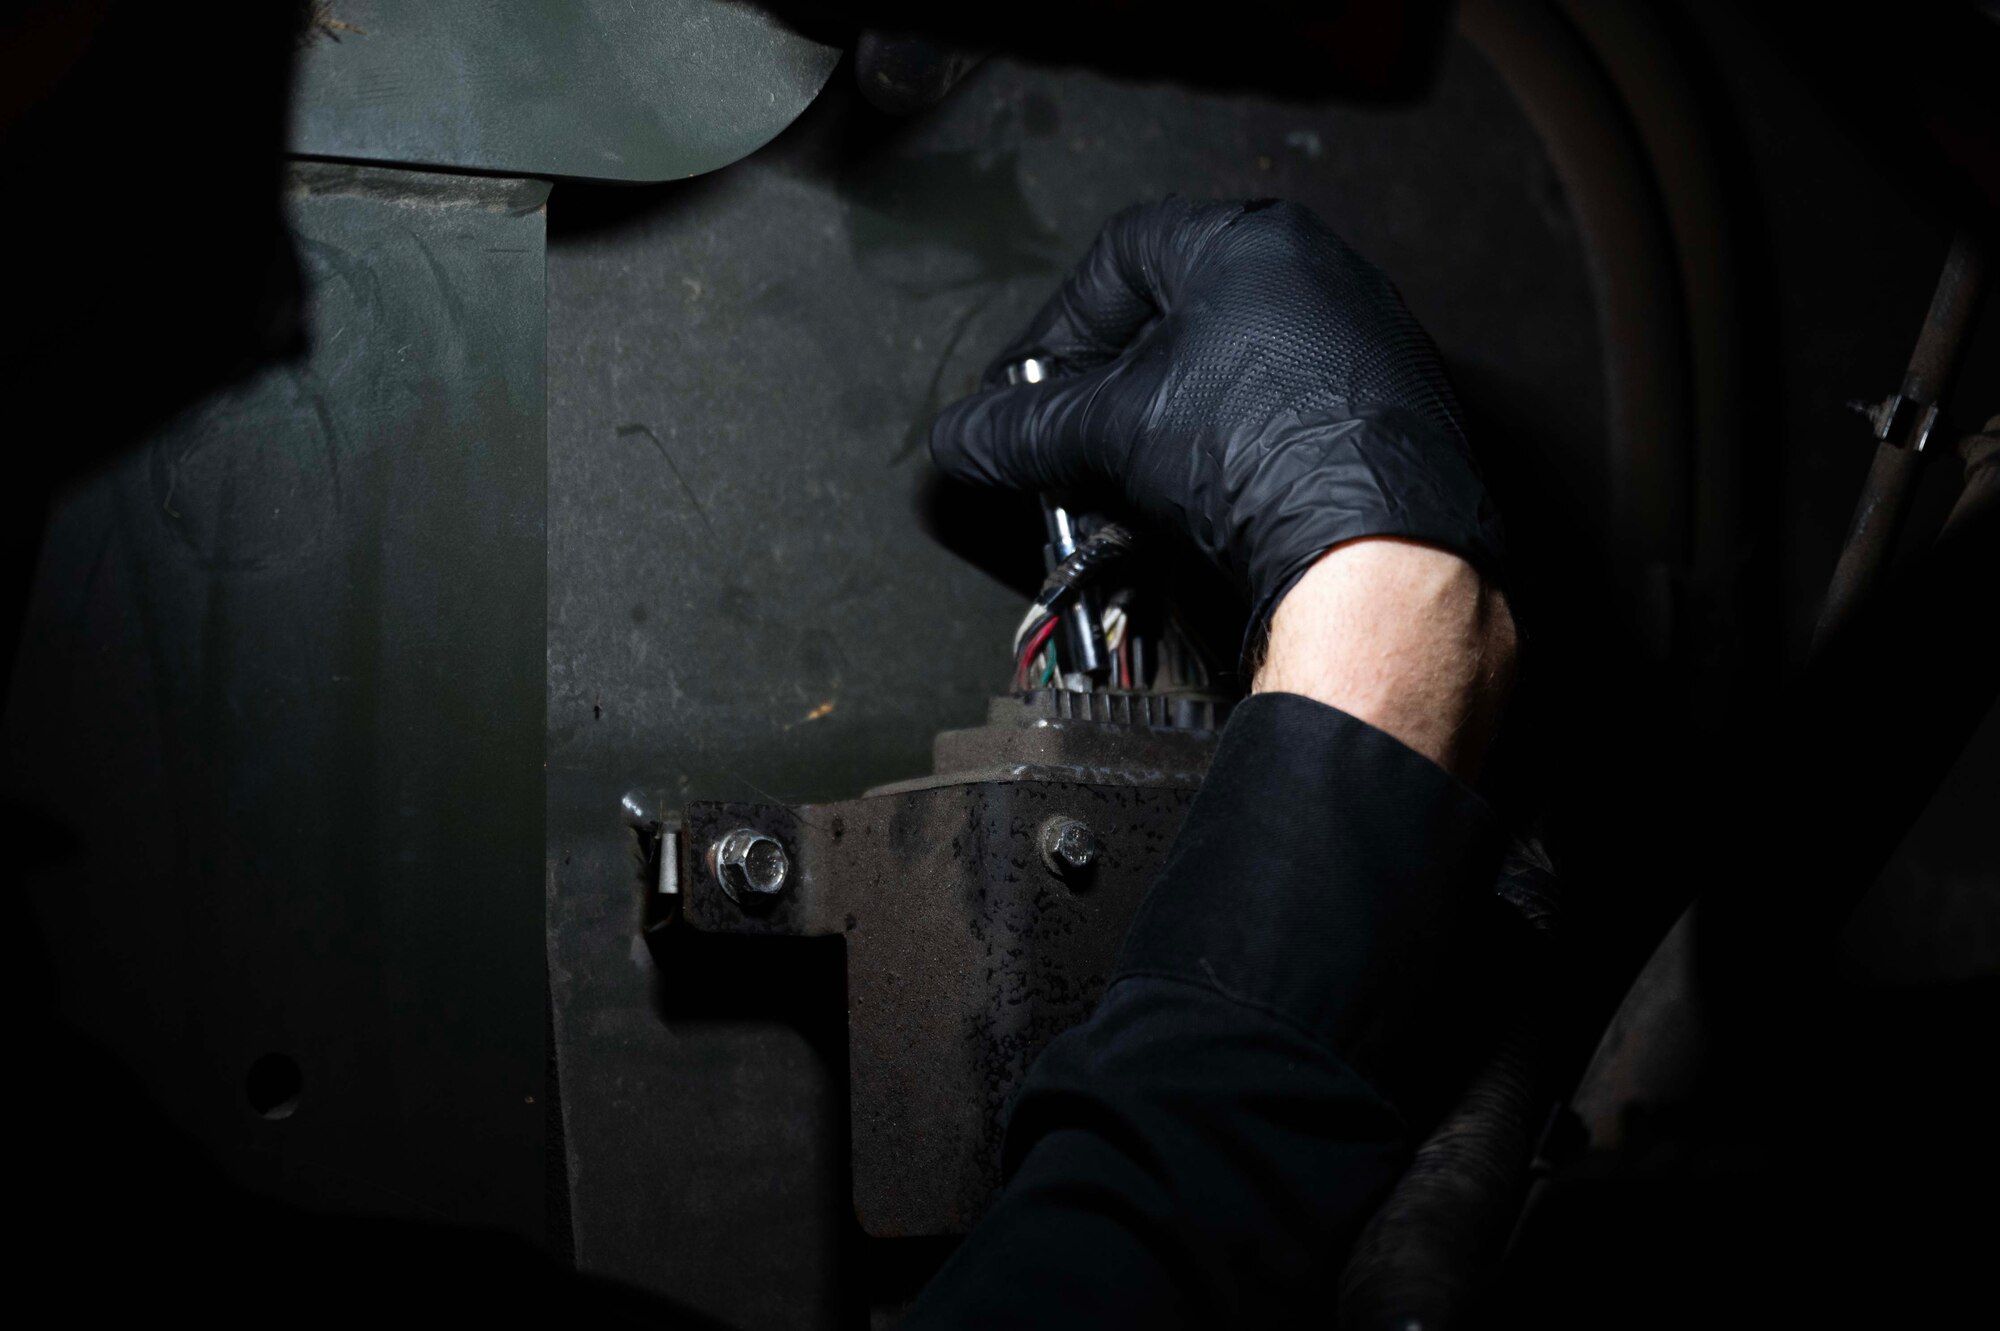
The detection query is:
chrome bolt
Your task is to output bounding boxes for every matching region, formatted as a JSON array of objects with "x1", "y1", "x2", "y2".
[
  {"x1": 711, "y1": 828, "x2": 789, "y2": 904},
  {"x1": 1039, "y1": 817, "x2": 1099, "y2": 879}
]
